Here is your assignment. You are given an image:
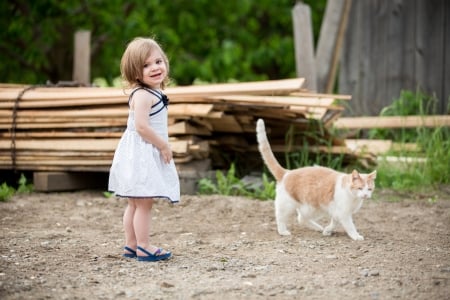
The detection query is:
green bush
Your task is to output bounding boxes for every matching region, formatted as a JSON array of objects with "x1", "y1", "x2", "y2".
[
  {"x1": 0, "y1": 182, "x2": 15, "y2": 202},
  {"x1": 0, "y1": 173, "x2": 33, "y2": 201}
]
